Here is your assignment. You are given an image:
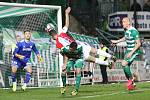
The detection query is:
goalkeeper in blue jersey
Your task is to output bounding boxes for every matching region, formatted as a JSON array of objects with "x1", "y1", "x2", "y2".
[
  {"x1": 60, "y1": 41, "x2": 83, "y2": 96},
  {"x1": 111, "y1": 17, "x2": 141, "y2": 90},
  {"x1": 11, "y1": 30, "x2": 43, "y2": 92}
]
